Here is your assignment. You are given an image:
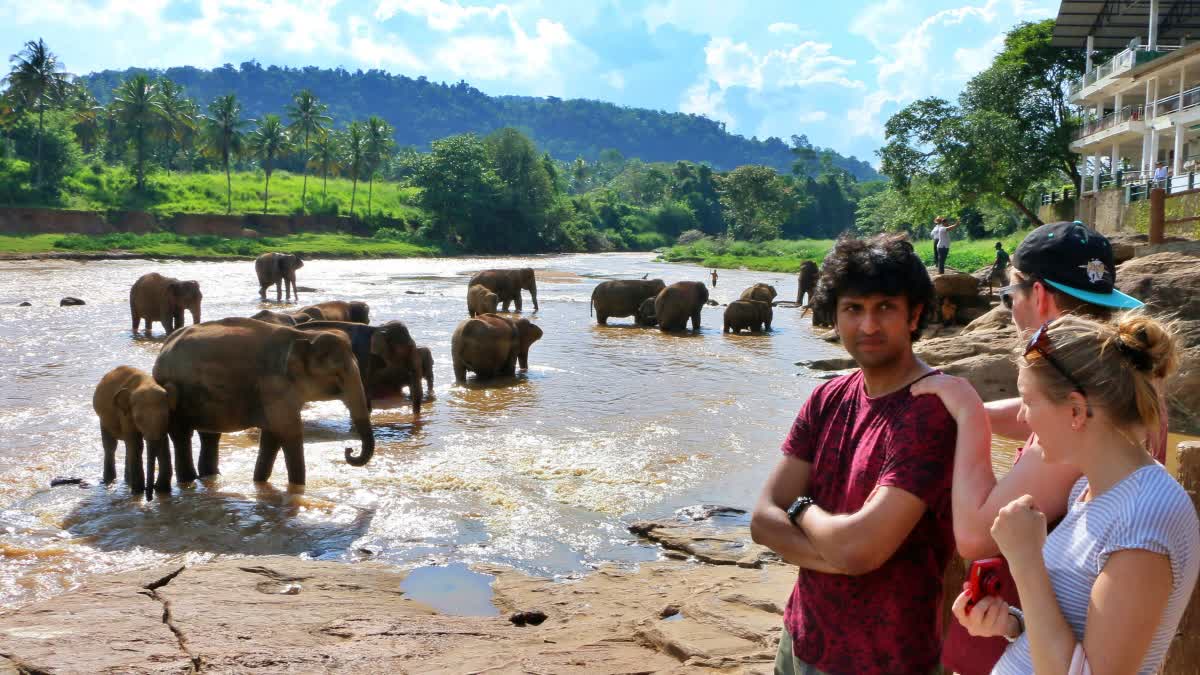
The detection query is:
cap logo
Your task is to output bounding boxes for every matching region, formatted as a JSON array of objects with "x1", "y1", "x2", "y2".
[{"x1": 1080, "y1": 259, "x2": 1107, "y2": 284}]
